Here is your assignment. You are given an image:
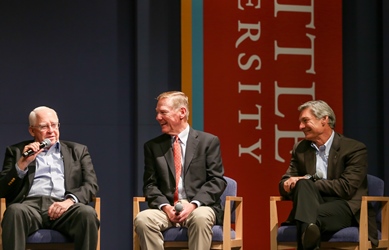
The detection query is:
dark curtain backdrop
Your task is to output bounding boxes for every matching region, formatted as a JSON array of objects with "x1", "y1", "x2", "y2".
[
  {"x1": 0, "y1": 0, "x2": 387, "y2": 249},
  {"x1": 384, "y1": 0, "x2": 389, "y2": 197},
  {"x1": 0, "y1": 1, "x2": 137, "y2": 249},
  {"x1": 135, "y1": 0, "x2": 181, "y2": 198},
  {"x1": 343, "y1": 0, "x2": 388, "y2": 195}
]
